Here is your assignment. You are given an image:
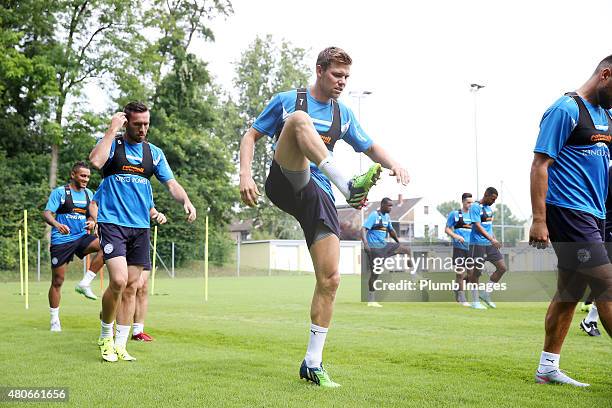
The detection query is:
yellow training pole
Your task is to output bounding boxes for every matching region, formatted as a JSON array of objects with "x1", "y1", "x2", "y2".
[
  {"x1": 204, "y1": 216, "x2": 209, "y2": 302},
  {"x1": 18, "y1": 229, "x2": 23, "y2": 296},
  {"x1": 24, "y1": 210, "x2": 29, "y2": 309},
  {"x1": 151, "y1": 225, "x2": 158, "y2": 295}
]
